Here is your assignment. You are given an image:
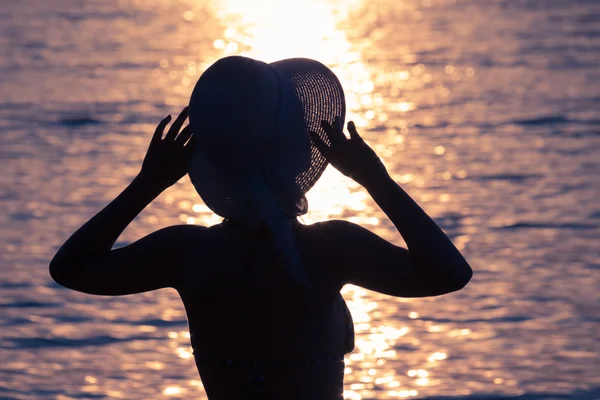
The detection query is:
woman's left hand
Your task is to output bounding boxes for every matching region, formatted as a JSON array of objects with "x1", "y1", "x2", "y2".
[
  {"x1": 312, "y1": 118, "x2": 387, "y2": 188},
  {"x1": 139, "y1": 107, "x2": 196, "y2": 191}
]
